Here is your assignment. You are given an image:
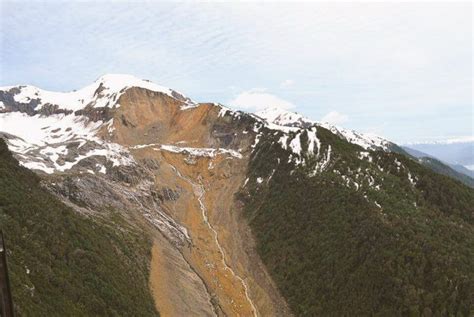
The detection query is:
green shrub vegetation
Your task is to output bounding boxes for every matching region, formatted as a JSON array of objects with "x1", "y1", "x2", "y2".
[
  {"x1": 0, "y1": 139, "x2": 158, "y2": 316},
  {"x1": 240, "y1": 126, "x2": 474, "y2": 316}
]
